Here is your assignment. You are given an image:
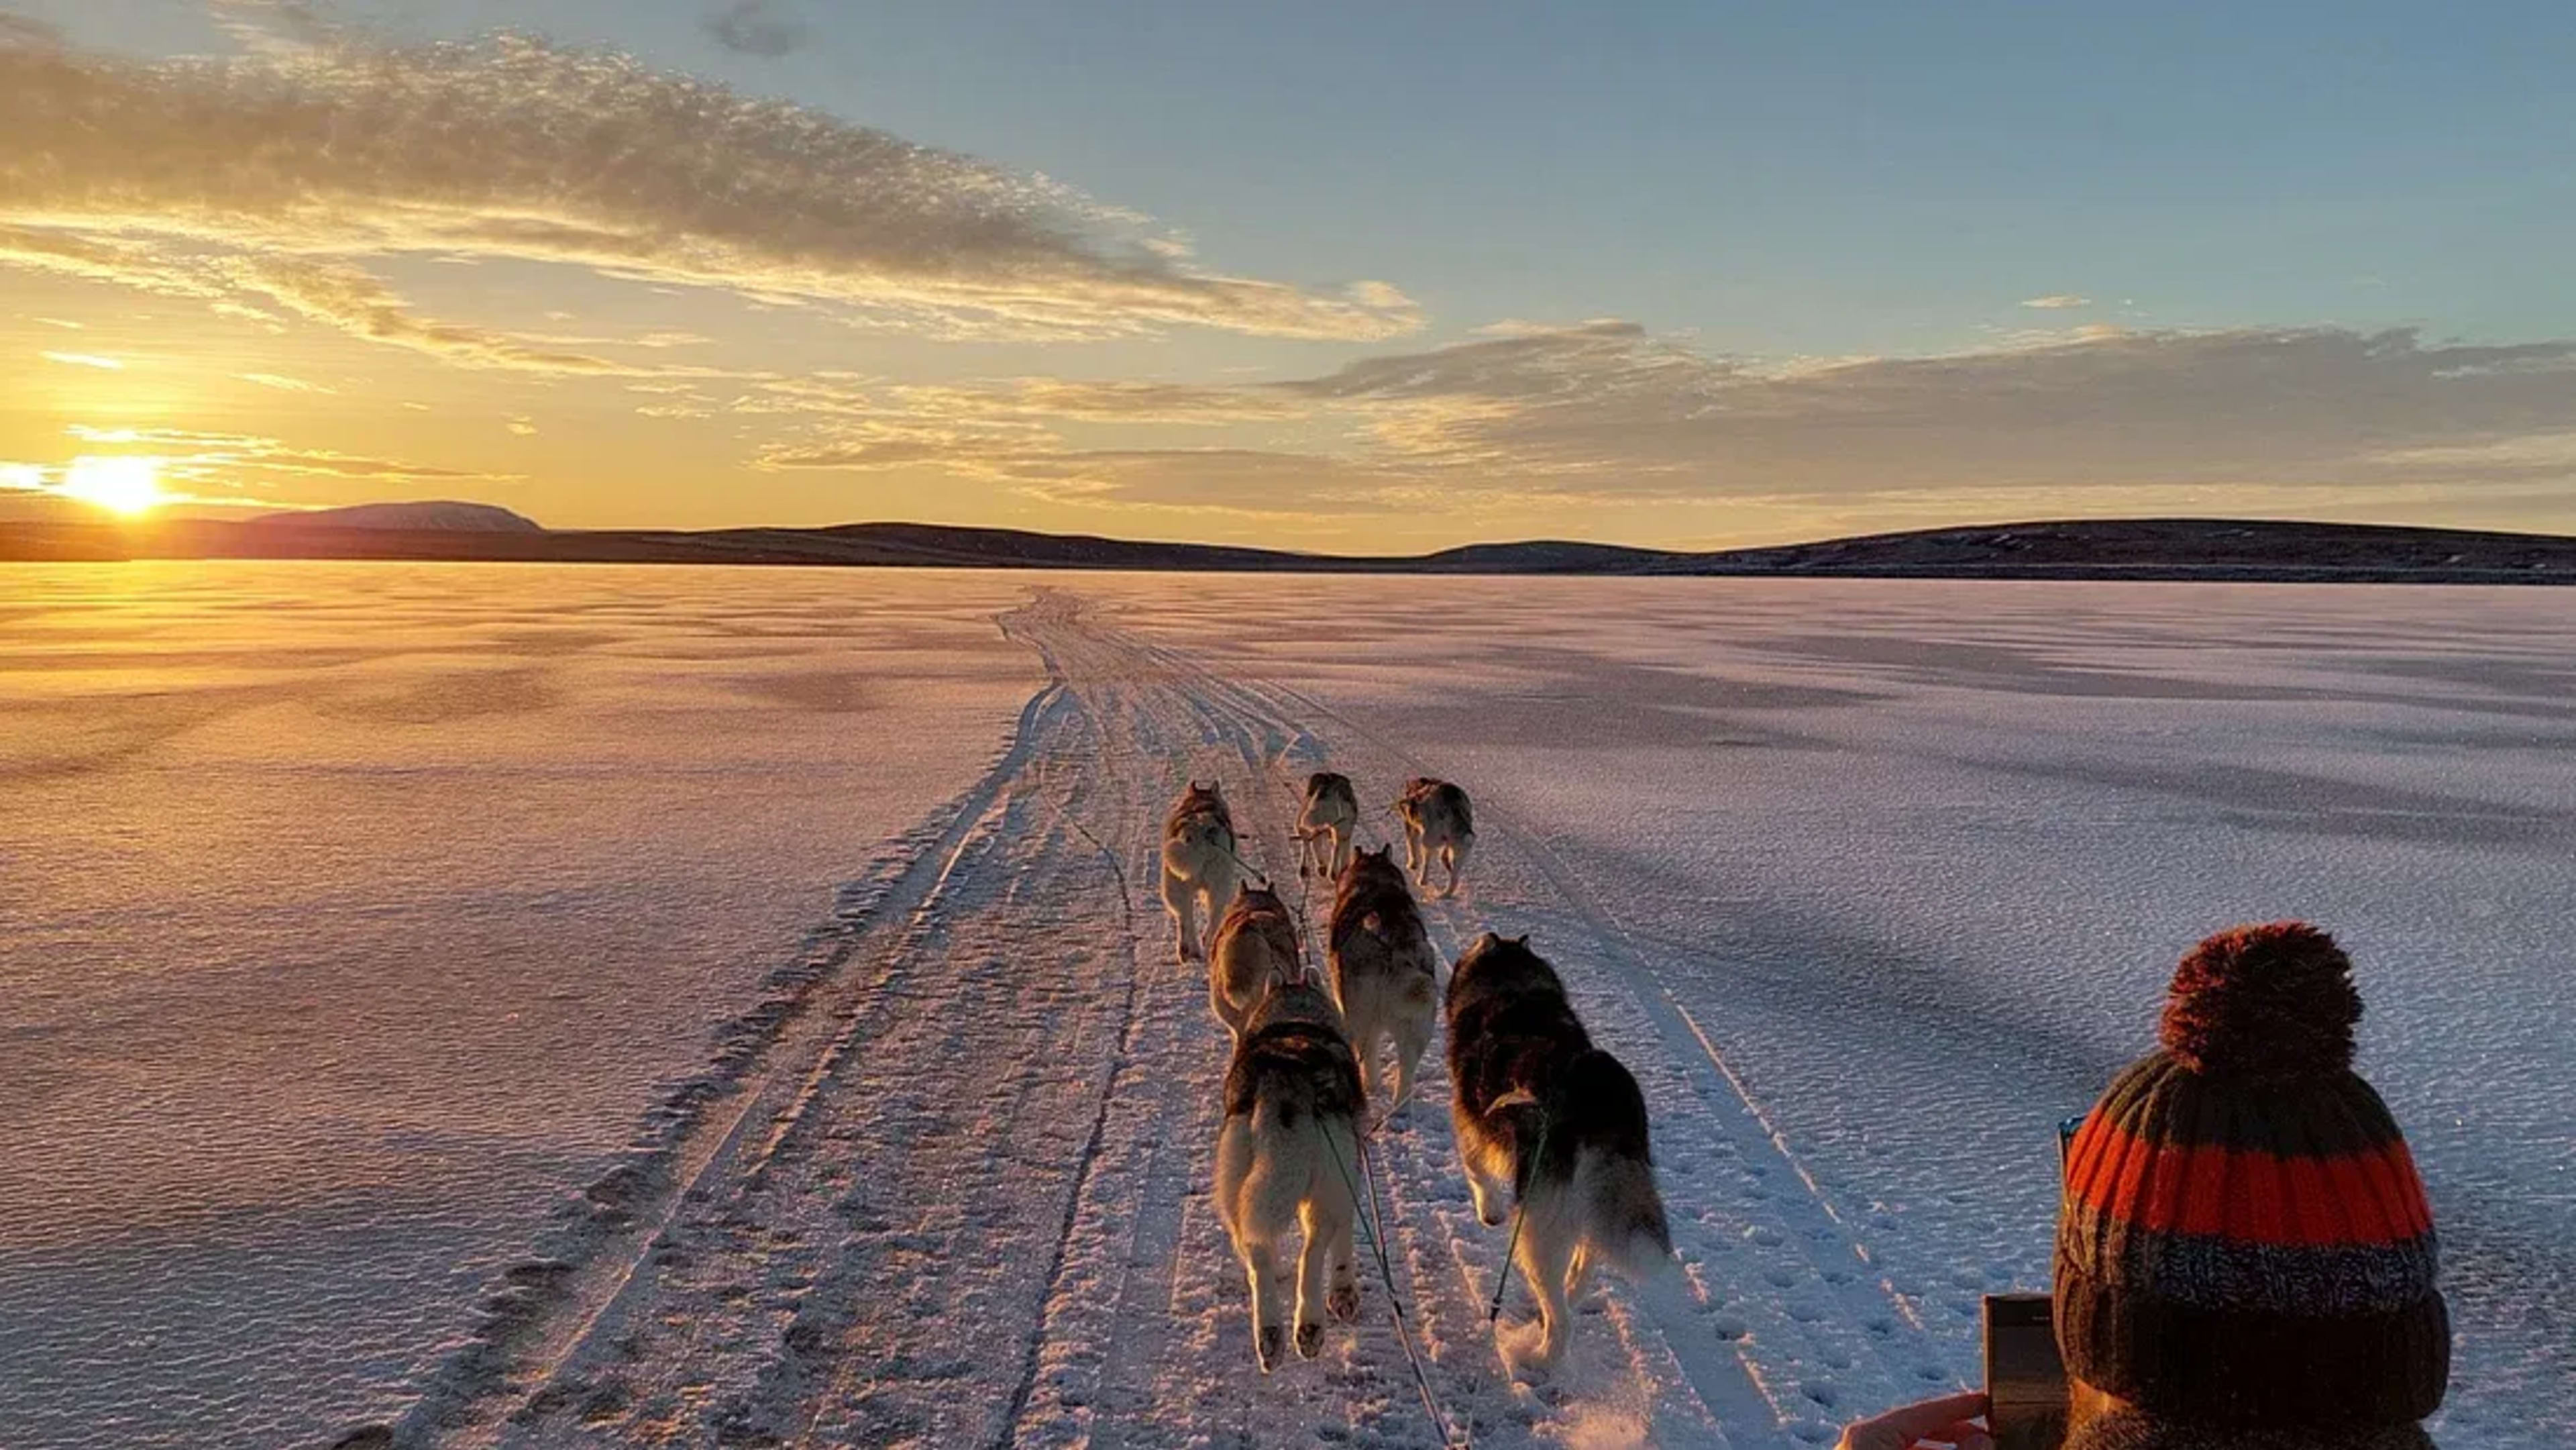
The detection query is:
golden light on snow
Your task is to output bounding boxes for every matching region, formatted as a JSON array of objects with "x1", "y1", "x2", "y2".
[{"x1": 56, "y1": 455, "x2": 169, "y2": 515}]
